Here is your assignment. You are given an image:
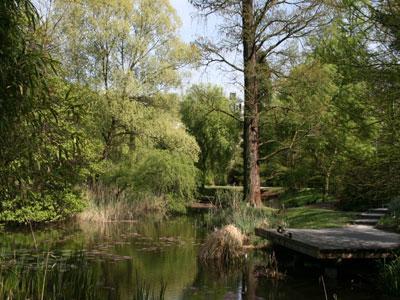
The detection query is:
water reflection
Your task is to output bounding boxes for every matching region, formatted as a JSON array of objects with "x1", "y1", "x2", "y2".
[{"x1": 0, "y1": 217, "x2": 385, "y2": 299}]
